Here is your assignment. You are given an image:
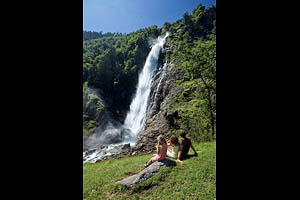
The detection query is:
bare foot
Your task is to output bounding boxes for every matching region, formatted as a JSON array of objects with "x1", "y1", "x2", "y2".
[{"x1": 176, "y1": 159, "x2": 183, "y2": 164}]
